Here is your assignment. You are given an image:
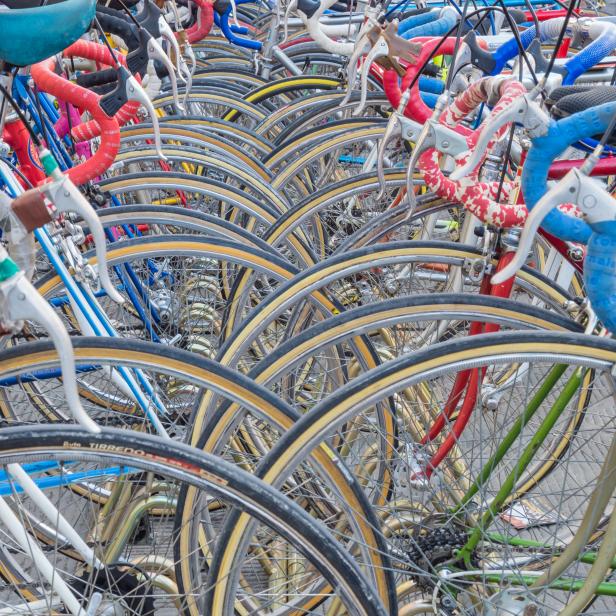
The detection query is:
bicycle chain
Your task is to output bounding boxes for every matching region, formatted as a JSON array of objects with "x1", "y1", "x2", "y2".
[{"x1": 405, "y1": 527, "x2": 471, "y2": 589}]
